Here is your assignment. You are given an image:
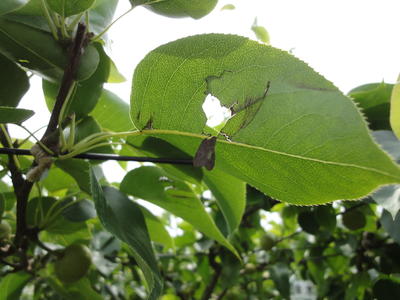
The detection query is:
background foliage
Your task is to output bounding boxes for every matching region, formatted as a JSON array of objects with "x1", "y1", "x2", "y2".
[{"x1": 0, "y1": 1, "x2": 400, "y2": 299}]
